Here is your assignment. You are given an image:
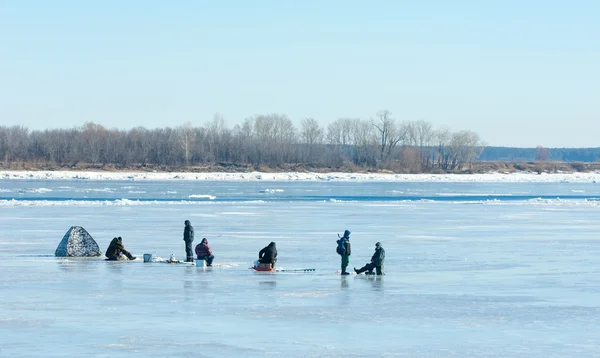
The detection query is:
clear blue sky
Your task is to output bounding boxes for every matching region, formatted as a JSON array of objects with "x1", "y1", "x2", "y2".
[{"x1": 1, "y1": 0, "x2": 598, "y2": 147}]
